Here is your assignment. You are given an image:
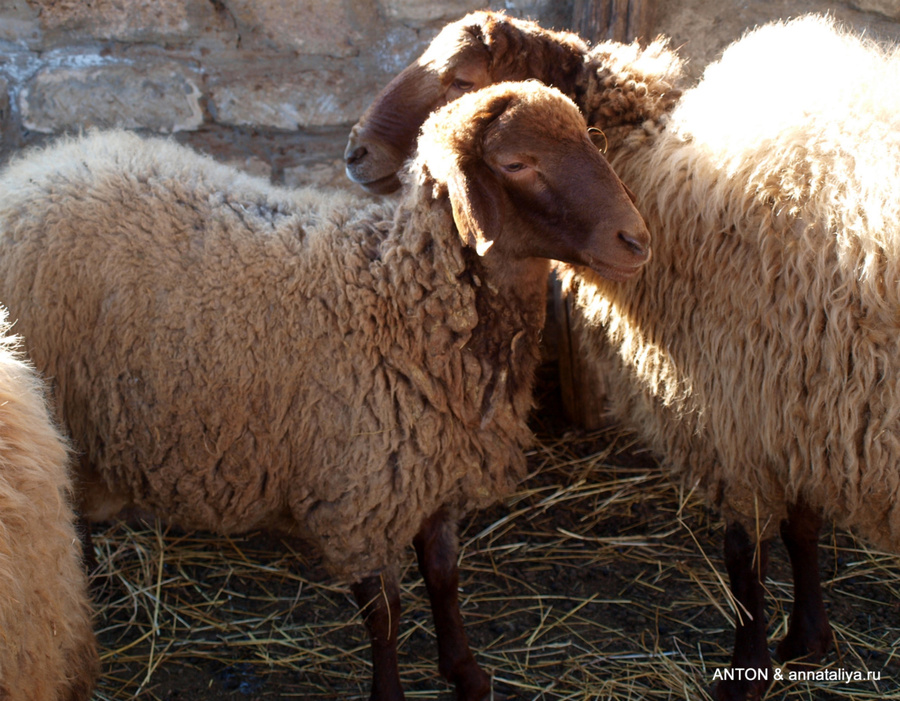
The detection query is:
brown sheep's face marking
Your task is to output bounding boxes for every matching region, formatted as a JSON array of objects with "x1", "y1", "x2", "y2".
[
  {"x1": 419, "y1": 84, "x2": 651, "y2": 282},
  {"x1": 345, "y1": 20, "x2": 493, "y2": 194},
  {"x1": 346, "y1": 10, "x2": 591, "y2": 194}
]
